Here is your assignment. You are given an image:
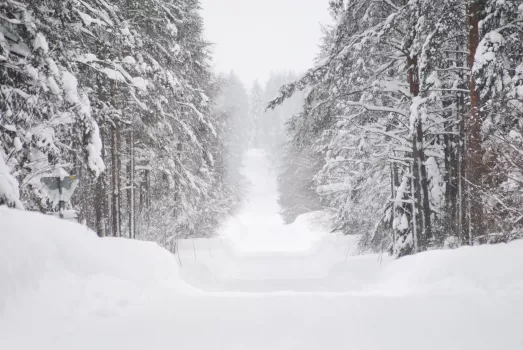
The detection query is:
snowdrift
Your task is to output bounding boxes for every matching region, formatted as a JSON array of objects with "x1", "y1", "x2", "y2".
[
  {"x1": 3, "y1": 204, "x2": 523, "y2": 300},
  {"x1": 0, "y1": 207, "x2": 192, "y2": 315},
  {"x1": 2, "y1": 206, "x2": 523, "y2": 350},
  {"x1": 176, "y1": 216, "x2": 523, "y2": 295},
  {"x1": 368, "y1": 240, "x2": 523, "y2": 295}
]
